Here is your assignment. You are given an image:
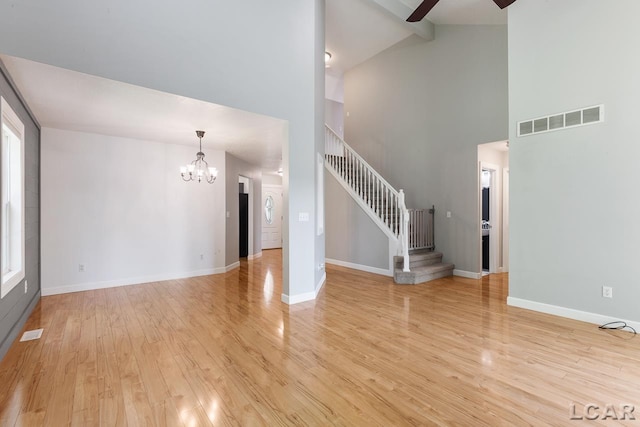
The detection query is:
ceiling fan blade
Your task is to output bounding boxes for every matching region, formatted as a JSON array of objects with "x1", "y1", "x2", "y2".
[
  {"x1": 493, "y1": 0, "x2": 517, "y2": 9},
  {"x1": 407, "y1": 0, "x2": 440, "y2": 22}
]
